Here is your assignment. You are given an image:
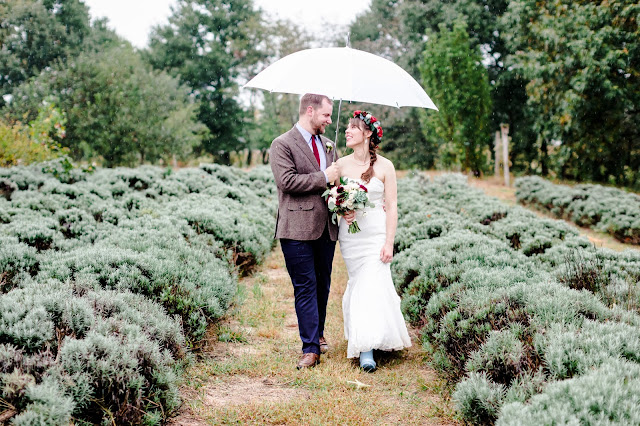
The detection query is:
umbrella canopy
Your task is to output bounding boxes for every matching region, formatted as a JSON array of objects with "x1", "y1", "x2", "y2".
[{"x1": 243, "y1": 47, "x2": 438, "y2": 110}]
